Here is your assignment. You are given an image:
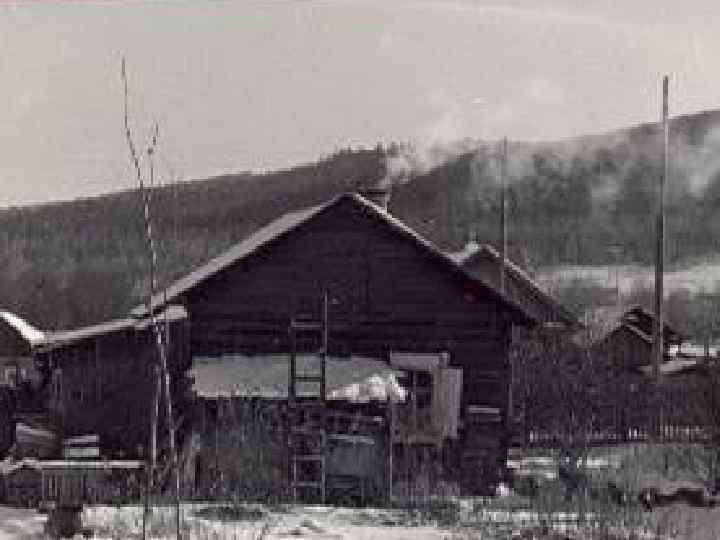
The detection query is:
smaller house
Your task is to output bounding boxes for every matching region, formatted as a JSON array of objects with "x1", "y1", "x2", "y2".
[
  {"x1": 448, "y1": 242, "x2": 580, "y2": 330},
  {"x1": 592, "y1": 306, "x2": 701, "y2": 440},
  {"x1": 594, "y1": 305, "x2": 683, "y2": 372}
]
